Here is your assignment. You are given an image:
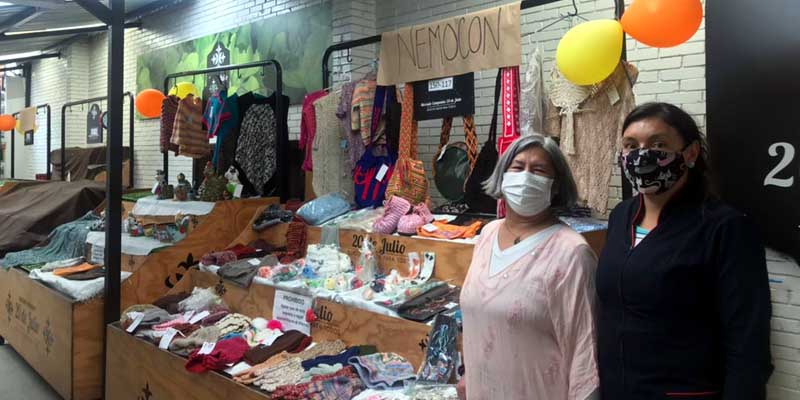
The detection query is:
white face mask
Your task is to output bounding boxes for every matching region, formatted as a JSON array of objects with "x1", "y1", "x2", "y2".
[{"x1": 501, "y1": 171, "x2": 553, "y2": 217}]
